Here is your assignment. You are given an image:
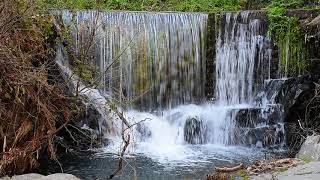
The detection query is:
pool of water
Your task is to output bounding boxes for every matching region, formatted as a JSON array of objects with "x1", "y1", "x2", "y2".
[{"x1": 42, "y1": 145, "x2": 278, "y2": 180}]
